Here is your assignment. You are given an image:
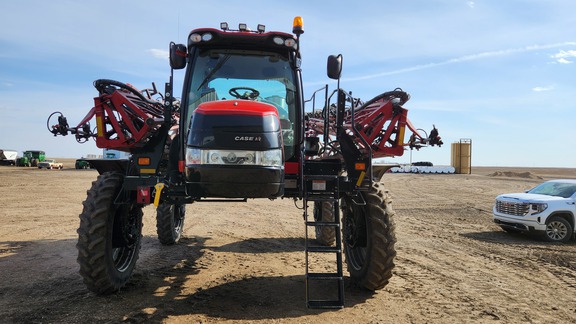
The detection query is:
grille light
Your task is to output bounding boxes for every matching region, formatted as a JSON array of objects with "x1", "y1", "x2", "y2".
[{"x1": 187, "y1": 148, "x2": 282, "y2": 167}]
